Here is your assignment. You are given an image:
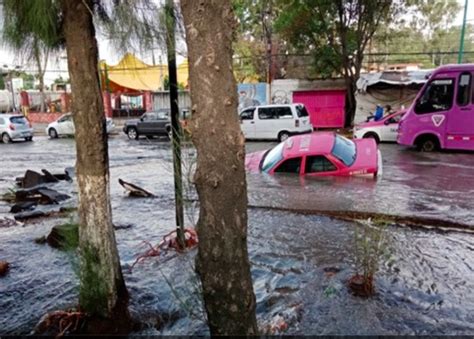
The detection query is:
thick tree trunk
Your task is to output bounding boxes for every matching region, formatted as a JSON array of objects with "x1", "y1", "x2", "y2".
[
  {"x1": 180, "y1": 0, "x2": 258, "y2": 335},
  {"x1": 61, "y1": 0, "x2": 128, "y2": 321}
]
